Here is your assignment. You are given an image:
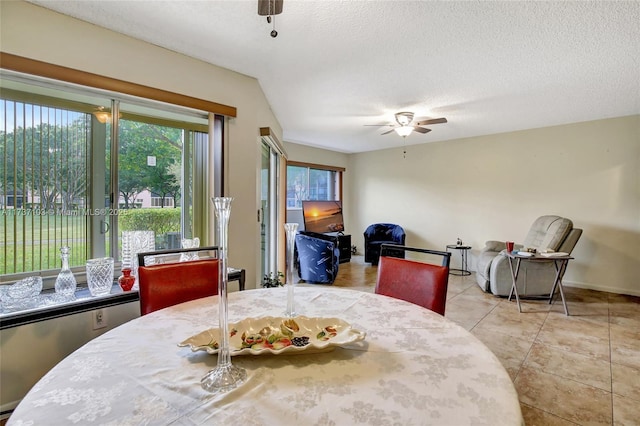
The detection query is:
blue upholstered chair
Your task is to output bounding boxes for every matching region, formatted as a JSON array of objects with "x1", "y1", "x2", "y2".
[
  {"x1": 364, "y1": 223, "x2": 406, "y2": 265},
  {"x1": 295, "y1": 231, "x2": 340, "y2": 284}
]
